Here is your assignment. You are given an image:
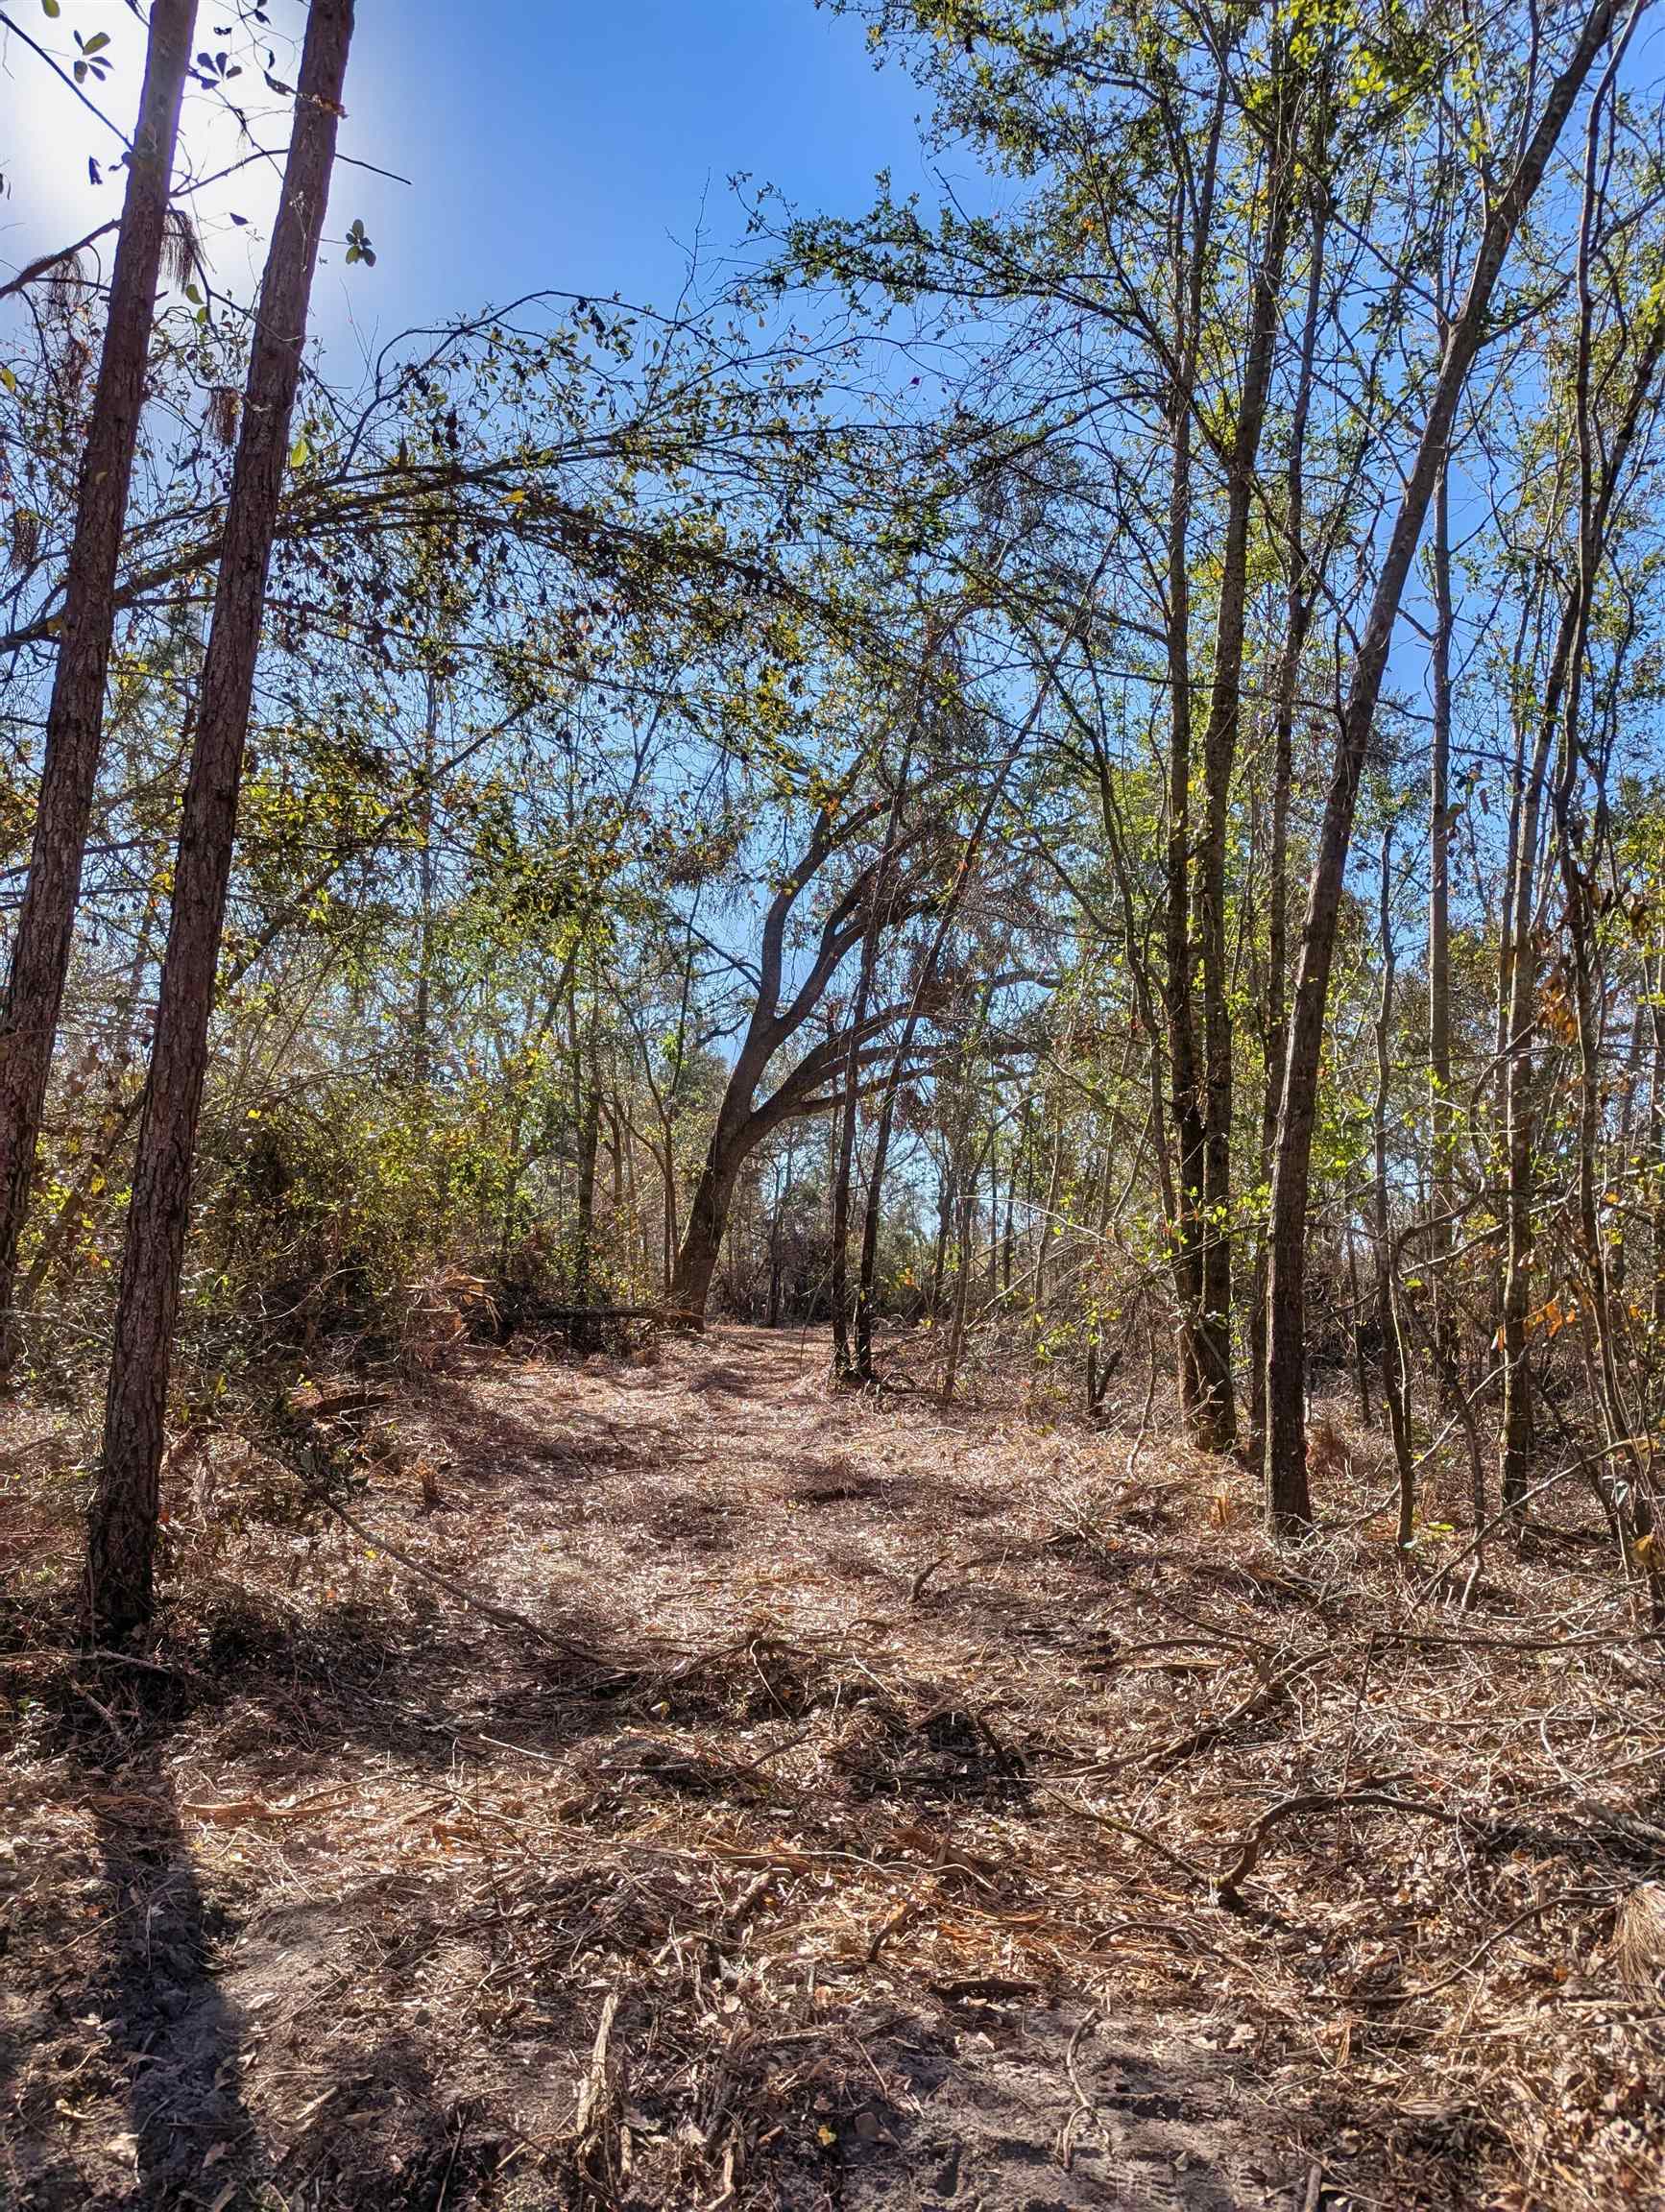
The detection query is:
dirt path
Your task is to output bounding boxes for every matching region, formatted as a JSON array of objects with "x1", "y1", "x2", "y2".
[{"x1": 4, "y1": 1326, "x2": 1658, "y2": 2207}]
